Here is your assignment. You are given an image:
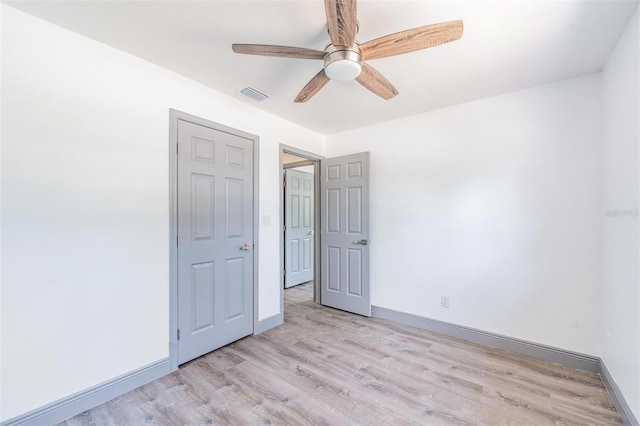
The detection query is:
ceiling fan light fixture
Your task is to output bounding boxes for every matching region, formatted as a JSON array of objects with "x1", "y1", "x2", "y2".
[
  {"x1": 323, "y1": 46, "x2": 363, "y2": 81},
  {"x1": 325, "y1": 59, "x2": 362, "y2": 81}
]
